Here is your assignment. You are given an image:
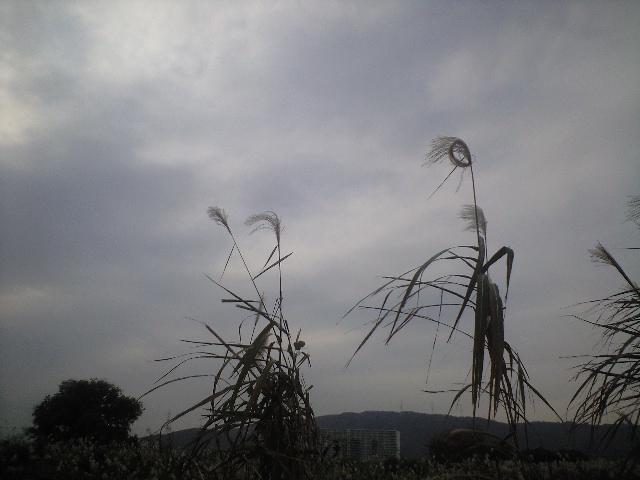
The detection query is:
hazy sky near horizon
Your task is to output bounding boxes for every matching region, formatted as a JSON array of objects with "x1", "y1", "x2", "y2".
[{"x1": 2, "y1": 1, "x2": 639, "y2": 436}]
